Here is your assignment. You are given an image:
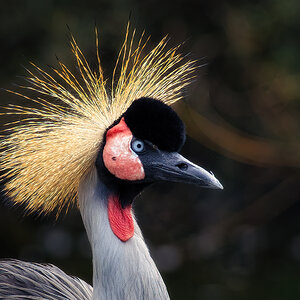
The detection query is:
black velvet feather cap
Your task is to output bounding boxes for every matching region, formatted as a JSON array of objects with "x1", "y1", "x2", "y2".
[{"x1": 123, "y1": 98, "x2": 186, "y2": 152}]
